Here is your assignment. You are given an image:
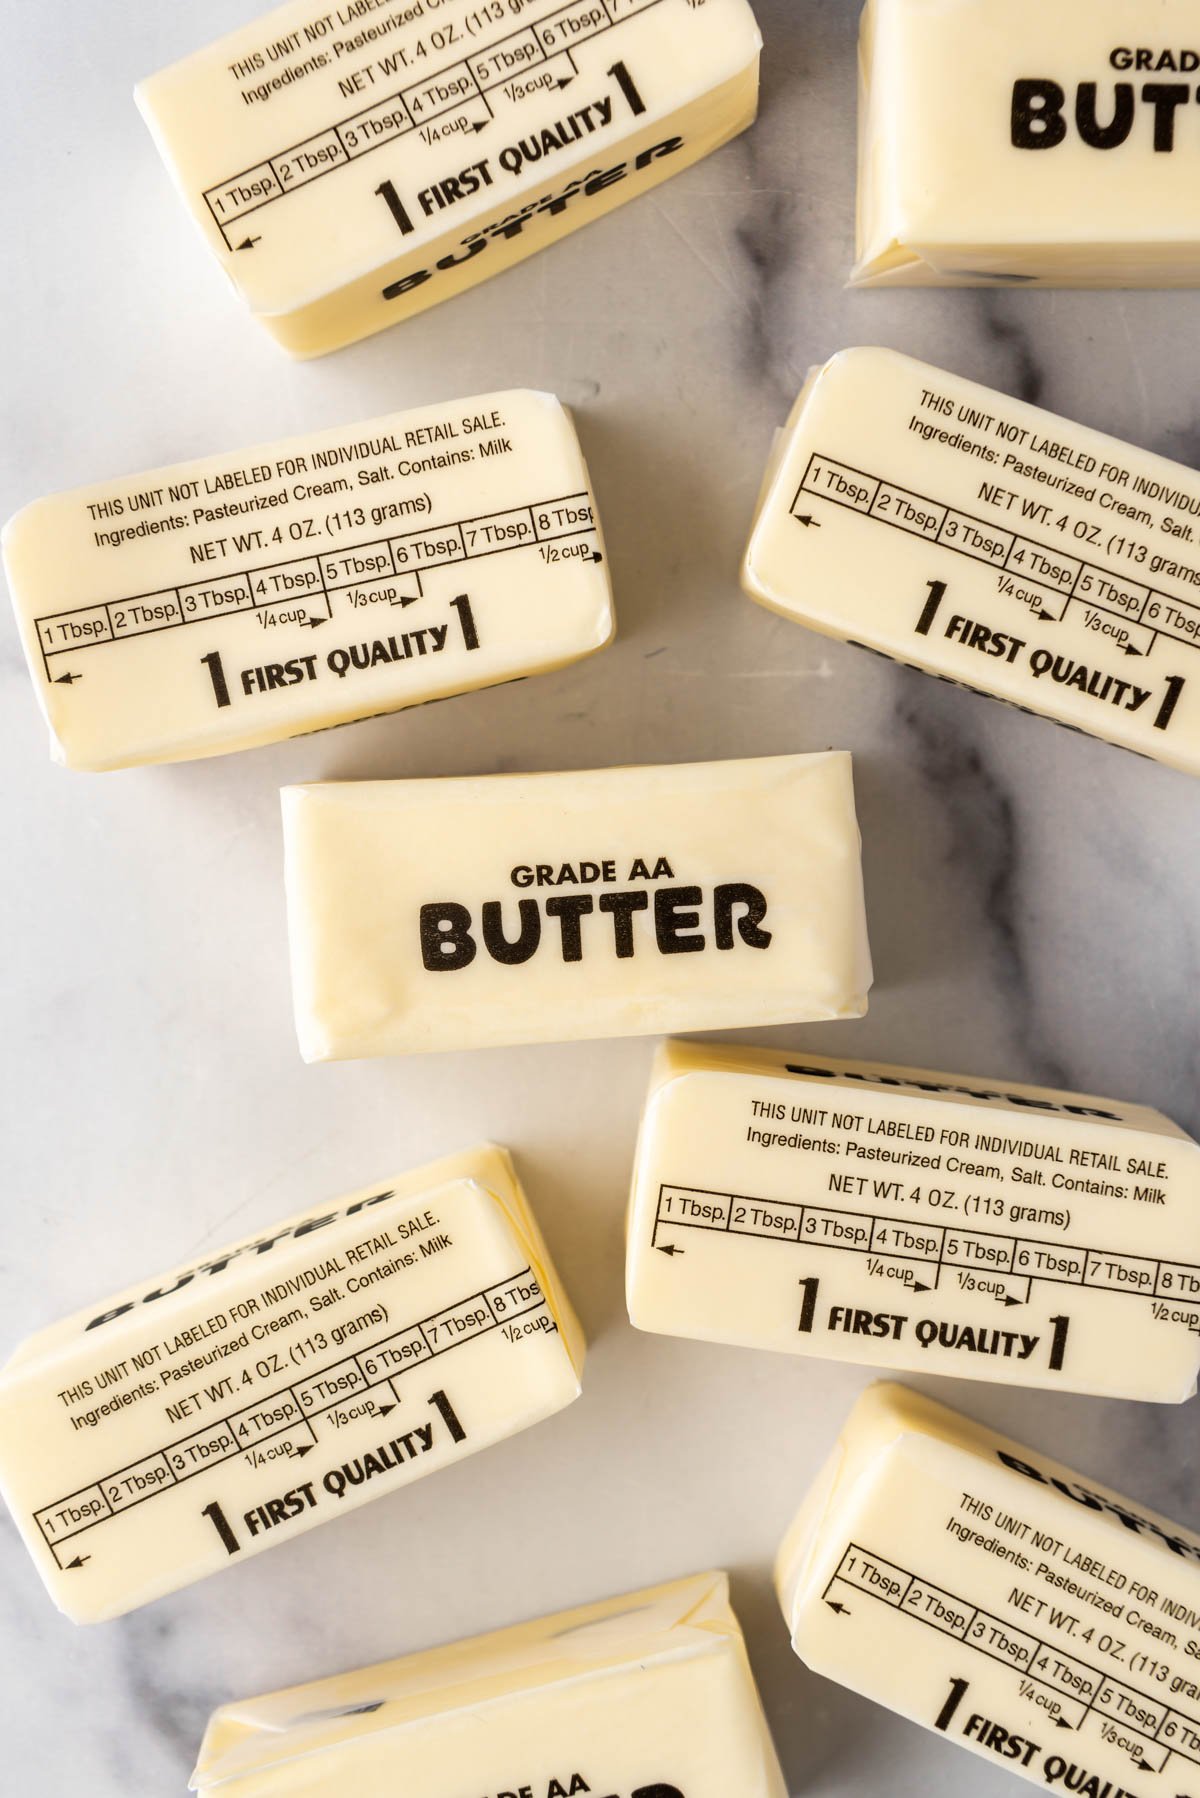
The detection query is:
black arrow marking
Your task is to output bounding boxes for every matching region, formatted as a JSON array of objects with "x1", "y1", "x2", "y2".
[
  {"x1": 54, "y1": 671, "x2": 82, "y2": 684},
  {"x1": 236, "y1": 236, "x2": 261, "y2": 251},
  {"x1": 294, "y1": 1444, "x2": 314, "y2": 1459},
  {"x1": 591, "y1": 550, "x2": 603, "y2": 562},
  {"x1": 912, "y1": 1282, "x2": 931, "y2": 1293},
  {"x1": 826, "y1": 1600, "x2": 849, "y2": 1615},
  {"x1": 66, "y1": 1555, "x2": 90, "y2": 1570},
  {"x1": 794, "y1": 514, "x2": 822, "y2": 528},
  {"x1": 1003, "y1": 1294, "x2": 1022, "y2": 1307},
  {"x1": 1124, "y1": 643, "x2": 1144, "y2": 655},
  {"x1": 472, "y1": 119, "x2": 487, "y2": 133},
  {"x1": 656, "y1": 1242, "x2": 684, "y2": 1257},
  {"x1": 1038, "y1": 609, "x2": 1056, "y2": 621},
  {"x1": 376, "y1": 1404, "x2": 396, "y2": 1418},
  {"x1": 303, "y1": 616, "x2": 327, "y2": 629},
  {"x1": 389, "y1": 593, "x2": 422, "y2": 607},
  {"x1": 1137, "y1": 1760, "x2": 1154, "y2": 1771},
  {"x1": 557, "y1": 76, "x2": 573, "y2": 89},
  {"x1": 1055, "y1": 1717, "x2": 1073, "y2": 1730}
]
